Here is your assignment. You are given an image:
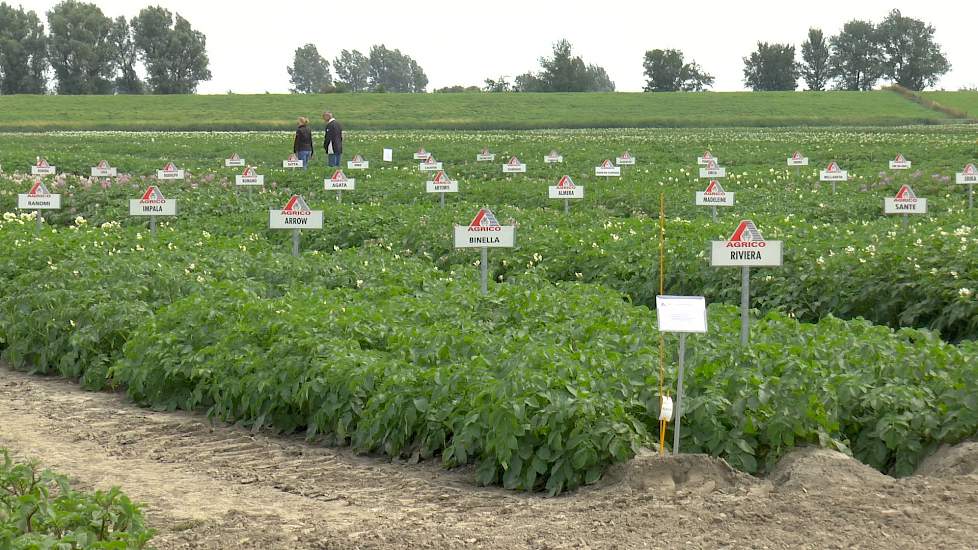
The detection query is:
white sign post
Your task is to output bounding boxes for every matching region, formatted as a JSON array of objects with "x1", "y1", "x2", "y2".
[
  {"x1": 347, "y1": 154, "x2": 369, "y2": 170},
  {"x1": 956, "y1": 163, "x2": 978, "y2": 210},
  {"x1": 31, "y1": 157, "x2": 56, "y2": 176},
  {"x1": 426, "y1": 170, "x2": 458, "y2": 208},
  {"x1": 548, "y1": 175, "x2": 583, "y2": 214},
  {"x1": 476, "y1": 148, "x2": 495, "y2": 162},
  {"x1": 383, "y1": 148, "x2": 393, "y2": 162},
  {"x1": 595, "y1": 160, "x2": 621, "y2": 177},
  {"x1": 235, "y1": 166, "x2": 264, "y2": 190},
  {"x1": 90, "y1": 160, "x2": 117, "y2": 177},
  {"x1": 156, "y1": 162, "x2": 184, "y2": 180},
  {"x1": 616, "y1": 151, "x2": 636, "y2": 166},
  {"x1": 269, "y1": 195, "x2": 323, "y2": 256},
  {"x1": 419, "y1": 156, "x2": 443, "y2": 172},
  {"x1": 325, "y1": 170, "x2": 355, "y2": 203},
  {"x1": 544, "y1": 150, "x2": 563, "y2": 164},
  {"x1": 225, "y1": 153, "x2": 246, "y2": 167},
  {"x1": 413, "y1": 148, "x2": 430, "y2": 161},
  {"x1": 699, "y1": 159, "x2": 726, "y2": 179},
  {"x1": 502, "y1": 156, "x2": 526, "y2": 174},
  {"x1": 819, "y1": 161, "x2": 847, "y2": 194},
  {"x1": 129, "y1": 186, "x2": 177, "y2": 237},
  {"x1": 655, "y1": 295, "x2": 707, "y2": 454},
  {"x1": 889, "y1": 153, "x2": 911, "y2": 171},
  {"x1": 884, "y1": 184, "x2": 926, "y2": 227},
  {"x1": 695, "y1": 180, "x2": 734, "y2": 221},
  {"x1": 787, "y1": 151, "x2": 809, "y2": 180},
  {"x1": 282, "y1": 153, "x2": 303, "y2": 168},
  {"x1": 710, "y1": 220, "x2": 783, "y2": 346},
  {"x1": 453, "y1": 208, "x2": 515, "y2": 295},
  {"x1": 697, "y1": 151, "x2": 718, "y2": 165},
  {"x1": 18, "y1": 180, "x2": 61, "y2": 235}
]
